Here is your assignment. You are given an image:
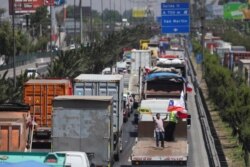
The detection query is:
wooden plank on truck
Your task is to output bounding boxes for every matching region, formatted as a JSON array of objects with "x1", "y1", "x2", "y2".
[{"x1": 131, "y1": 138, "x2": 188, "y2": 161}]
